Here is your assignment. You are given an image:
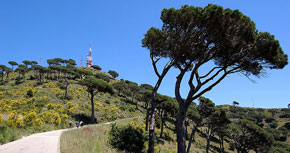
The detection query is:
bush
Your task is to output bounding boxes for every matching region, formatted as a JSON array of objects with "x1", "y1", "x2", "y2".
[
  {"x1": 27, "y1": 89, "x2": 34, "y2": 98},
  {"x1": 108, "y1": 122, "x2": 146, "y2": 153}
]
